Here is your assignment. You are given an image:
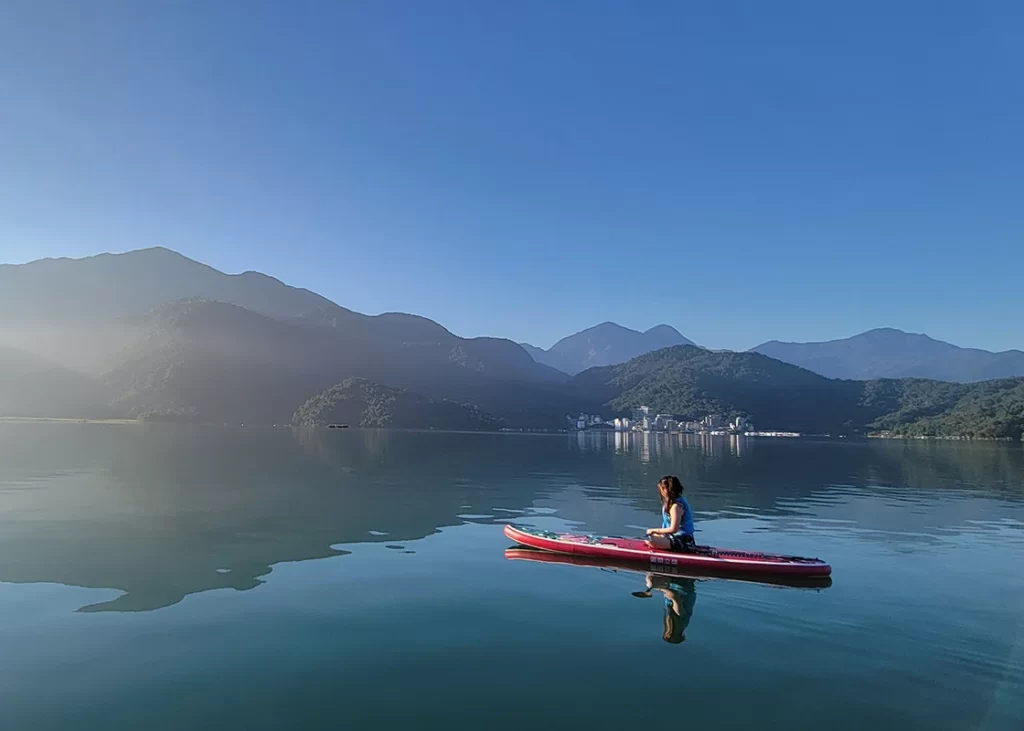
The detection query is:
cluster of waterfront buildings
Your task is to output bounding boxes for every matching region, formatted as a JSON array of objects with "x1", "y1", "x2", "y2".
[
  {"x1": 570, "y1": 406, "x2": 773, "y2": 435},
  {"x1": 570, "y1": 406, "x2": 808, "y2": 437}
]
